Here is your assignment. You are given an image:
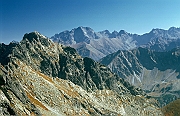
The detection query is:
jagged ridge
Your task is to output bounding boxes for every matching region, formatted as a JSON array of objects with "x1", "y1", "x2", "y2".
[
  {"x1": 51, "y1": 26, "x2": 180, "y2": 60},
  {"x1": 0, "y1": 32, "x2": 163, "y2": 115}
]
